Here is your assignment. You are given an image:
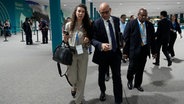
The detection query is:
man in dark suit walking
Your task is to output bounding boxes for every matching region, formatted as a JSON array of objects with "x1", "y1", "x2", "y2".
[
  {"x1": 22, "y1": 17, "x2": 33, "y2": 45},
  {"x1": 91, "y1": 2, "x2": 123, "y2": 104},
  {"x1": 123, "y1": 8, "x2": 156, "y2": 92},
  {"x1": 153, "y1": 11, "x2": 172, "y2": 66}
]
